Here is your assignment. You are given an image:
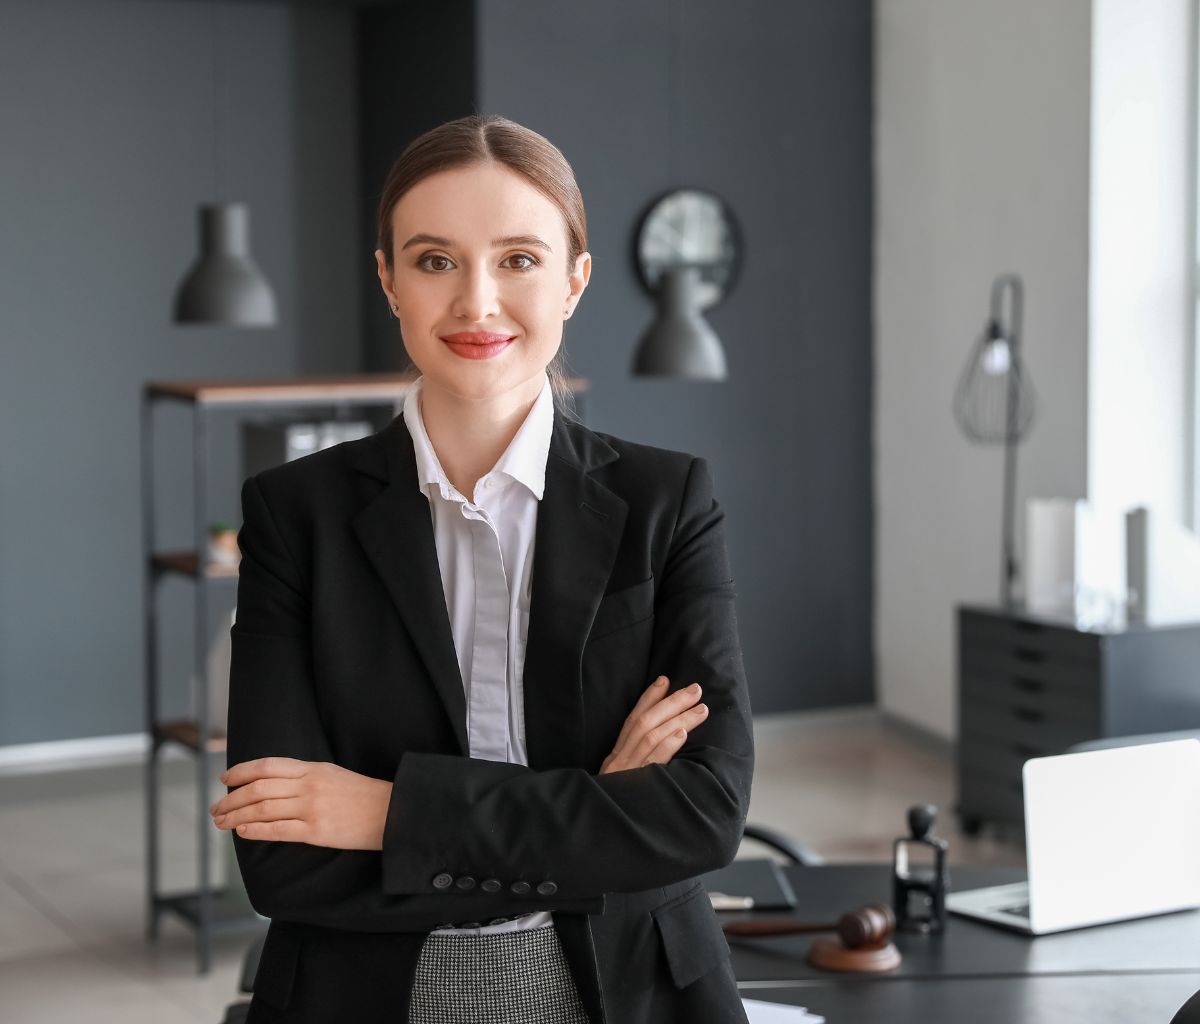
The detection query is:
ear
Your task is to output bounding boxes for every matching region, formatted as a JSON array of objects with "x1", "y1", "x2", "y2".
[
  {"x1": 564, "y1": 251, "x2": 591, "y2": 318},
  {"x1": 375, "y1": 249, "x2": 398, "y2": 307}
]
